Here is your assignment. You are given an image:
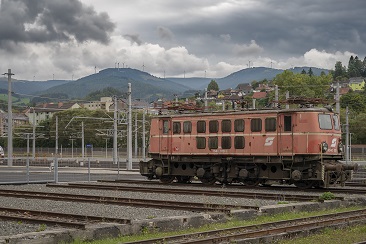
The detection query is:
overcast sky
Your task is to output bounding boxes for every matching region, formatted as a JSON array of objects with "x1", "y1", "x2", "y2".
[{"x1": 0, "y1": 0, "x2": 365, "y2": 80}]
